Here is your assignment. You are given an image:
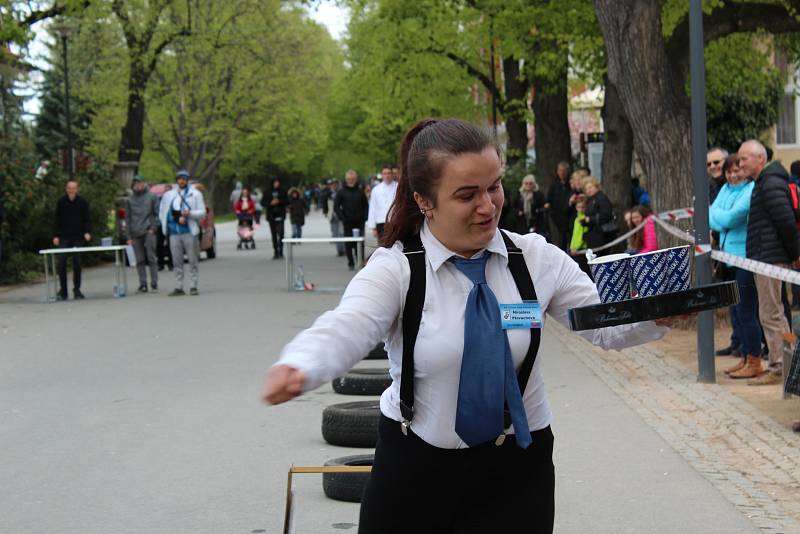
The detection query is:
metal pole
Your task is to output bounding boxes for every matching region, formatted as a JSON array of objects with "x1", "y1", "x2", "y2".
[
  {"x1": 689, "y1": 0, "x2": 715, "y2": 383},
  {"x1": 489, "y1": 20, "x2": 497, "y2": 137},
  {"x1": 61, "y1": 34, "x2": 74, "y2": 178}
]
